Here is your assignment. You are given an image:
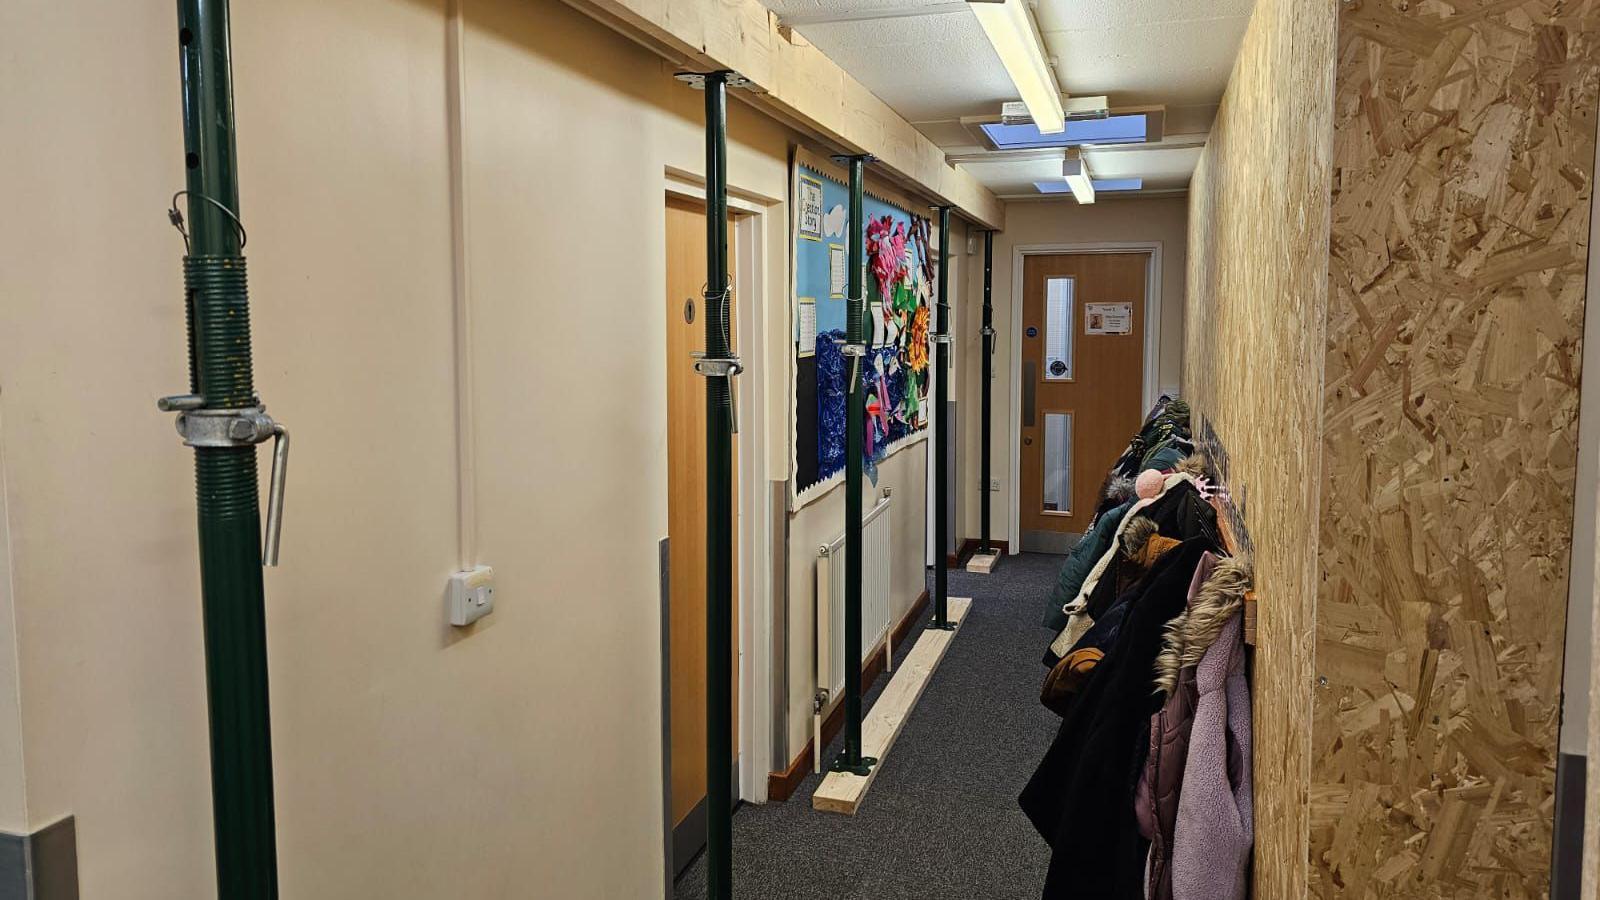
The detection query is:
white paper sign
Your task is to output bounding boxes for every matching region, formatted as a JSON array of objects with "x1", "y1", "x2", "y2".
[
  {"x1": 829, "y1": 245, "x2": 847, "y2": 297},
  {"x1": 797, "y1": 299, "x2": 817, "y2": 357},
  {"x1": 1084, "y1": 302, "x2": 1133, "y2": 335},
  {"x1": 799, "y1": 177, "x2": 824, "y2": 239}
]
